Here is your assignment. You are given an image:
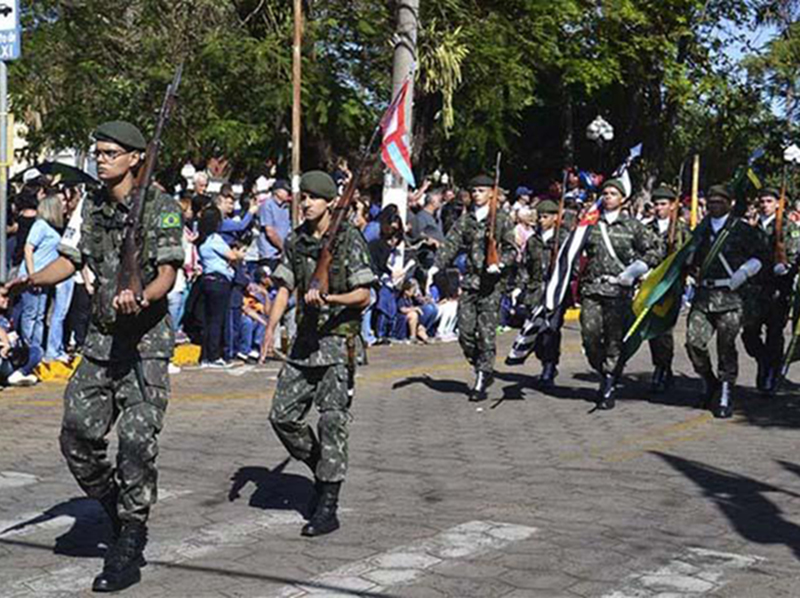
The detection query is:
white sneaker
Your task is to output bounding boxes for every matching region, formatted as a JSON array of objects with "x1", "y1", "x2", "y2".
[
  {"x1": 208, "y1": 359, "x2": 230, "y2": 369},
  {"x1": 7, "y1": 371, "x2": 38, "y2": 387},
  {"x1": 168, "y1": 363, "x2": 181, "y2": 375}
]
